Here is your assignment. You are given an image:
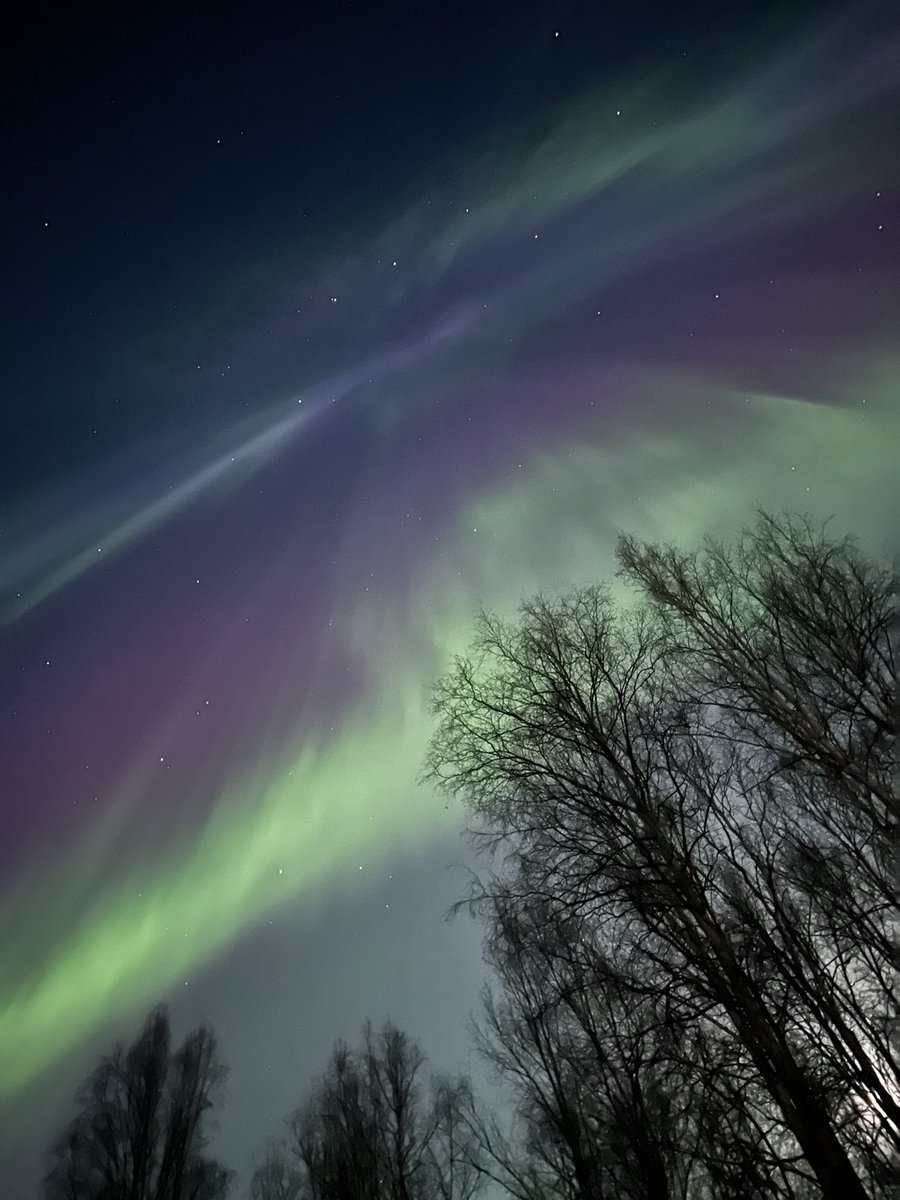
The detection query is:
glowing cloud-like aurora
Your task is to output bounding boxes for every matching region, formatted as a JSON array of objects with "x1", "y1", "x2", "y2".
[
  {"x1": 1, "y1": 368, "x2": 895, "y2": 1097},
  {"x1": 1, "y1": 5, "x2": 897, "y2": 1117}
]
